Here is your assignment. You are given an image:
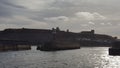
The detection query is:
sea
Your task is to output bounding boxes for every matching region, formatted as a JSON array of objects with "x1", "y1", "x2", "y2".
[{"x1": 0, "y1": 46, "x2": 119, "y2": 68}]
